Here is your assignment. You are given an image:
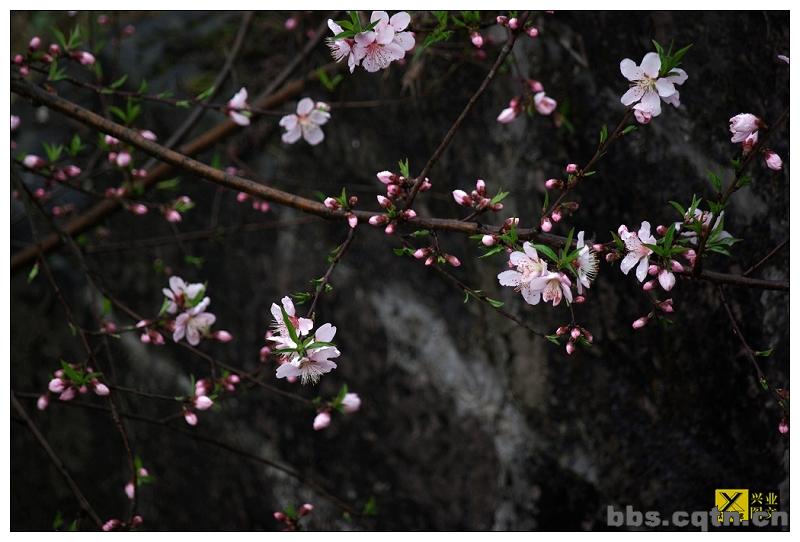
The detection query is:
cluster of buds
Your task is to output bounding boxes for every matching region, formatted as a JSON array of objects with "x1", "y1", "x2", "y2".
[
  {"x1": 632, "y1": 300, "x2": 673, "y2": 330},
  {"x1": 183, "y1": 385, "x2": 214, "y2": 427},
  {"x1": 102, "y1": 516, "x2": 144, "y2": 532},
  {"x1": 323, "y1": 190, "x2": 359, "y2": 229},
  {"x1": 13, "y1": 36, "x2": 85, "y2": 76},
  {"x1": 540, "y1": 202, "x2": 579, "y2": 233},
  {"x1": 236, "y1": 192, "x2": 271, "y2": 213},
  {"x1": 497, "y1": 87, "x2": 557, "y2": 124},
  {"x1": 554, "y1": 325, "x2": 594, "y2": 355},
  {"x1": 495, "y1": 15, "x2": 539, "y2": 38},
  {"x1": 313, "y1": 388, "x2": 361, "y2": 430},
  {"x1": 163, "y1": 195, "x2": 194, "y2": 223},
  {"x1": 451, "y1": 179, "x2": 505, "y2": 212},
  {"x1": 480, "y1": 216, "x2": 520, "y2": 247},
  {"x1": 375, "y1": 169, "x2": 431, "y2": 201},
  {"x1": 642, "y1": 254, "x2": 684, "y2": 293},
  {"x1": 21, "y1": 155, "x2": 83, "y2": 188},
  {"x1": 273, "y1": 503, "x2": 313, "y2": 531},
  {"x1": 136, "y1": 319, "x2": 166, "y2": 345},
  {"x1": 413, "y1": 246, "x2": 461, "y2": 267},
  {"x1": 38, "y1": 363, "x2": 110, "y2": 410},
  {"x1": 544, "y1": 162, "x2": 582, "y2": 191},
  {"x1": 729, "y1": 113, "x2": 783, "y2": 171},
  {"x1": 124, "y1": 464, "x2": 152, "y2": 500},
  {"x1": 368, "y1": 194, "x2": 417, "y2": 235}
]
